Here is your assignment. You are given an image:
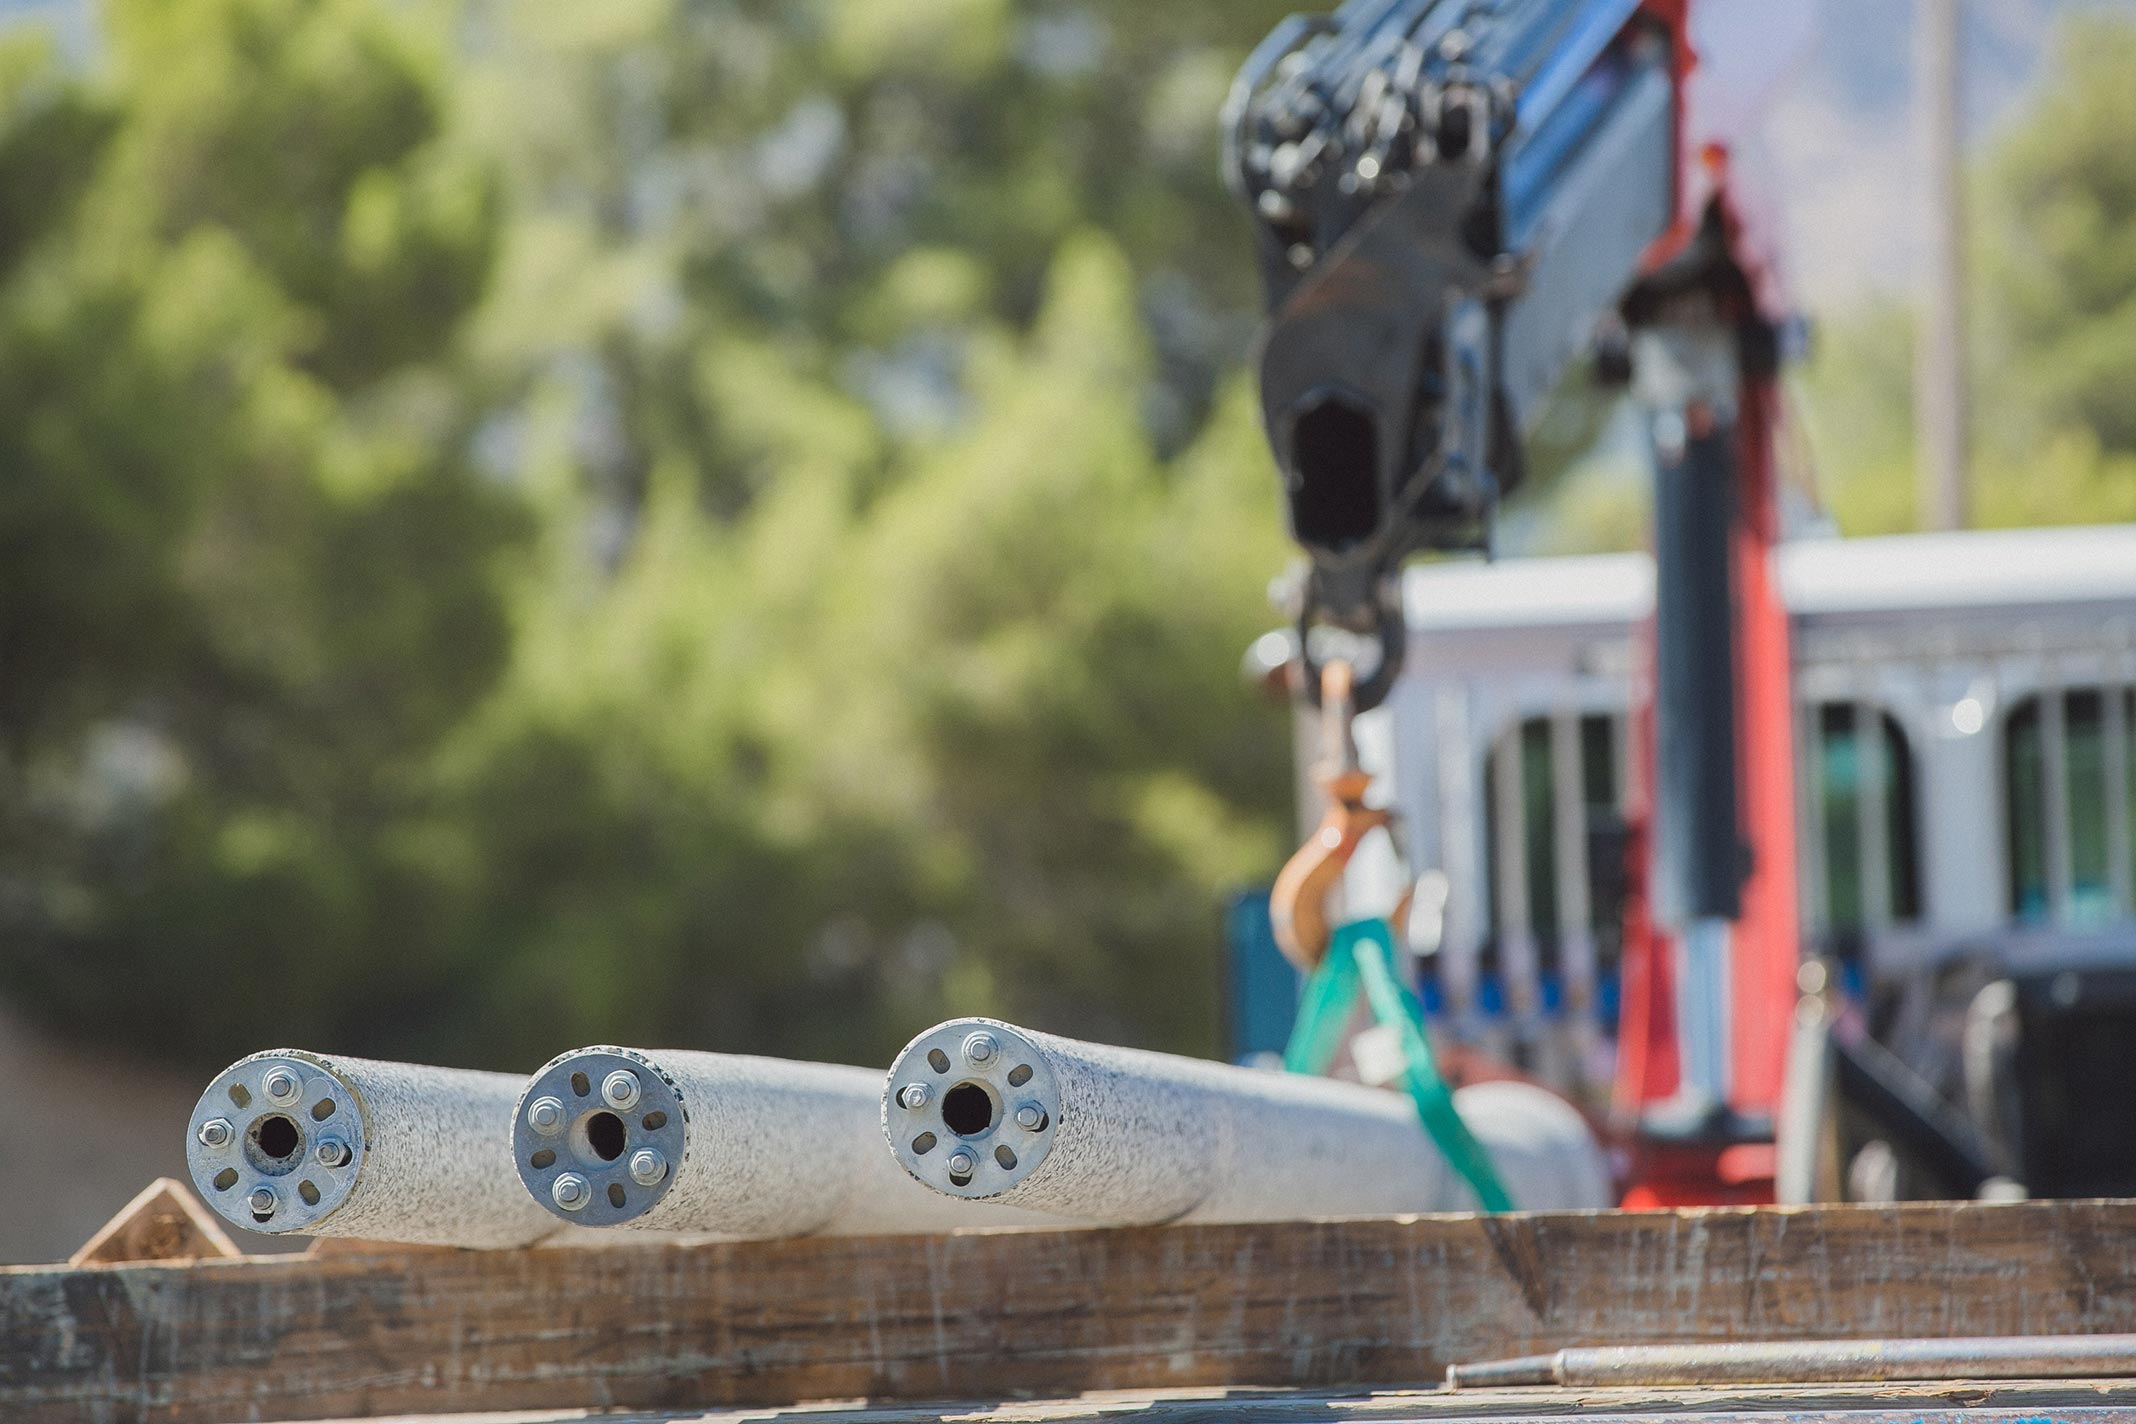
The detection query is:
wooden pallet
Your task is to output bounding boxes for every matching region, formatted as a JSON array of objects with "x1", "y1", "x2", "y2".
[{"x1": 7, "y1": 1191, "x2": 2136, "y2": 1423}]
